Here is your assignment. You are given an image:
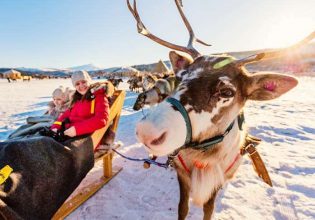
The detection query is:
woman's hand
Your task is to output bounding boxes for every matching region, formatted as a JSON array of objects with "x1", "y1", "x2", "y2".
[{"x1": 64, "y1": 126, "x2": 77, "y2": 137}]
